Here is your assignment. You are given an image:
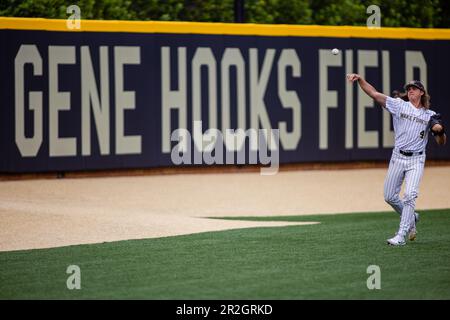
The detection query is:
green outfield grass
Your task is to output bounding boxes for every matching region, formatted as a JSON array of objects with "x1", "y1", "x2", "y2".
[{"x1": 1, "y1": 209, "x2": 450, "y2": 299}]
